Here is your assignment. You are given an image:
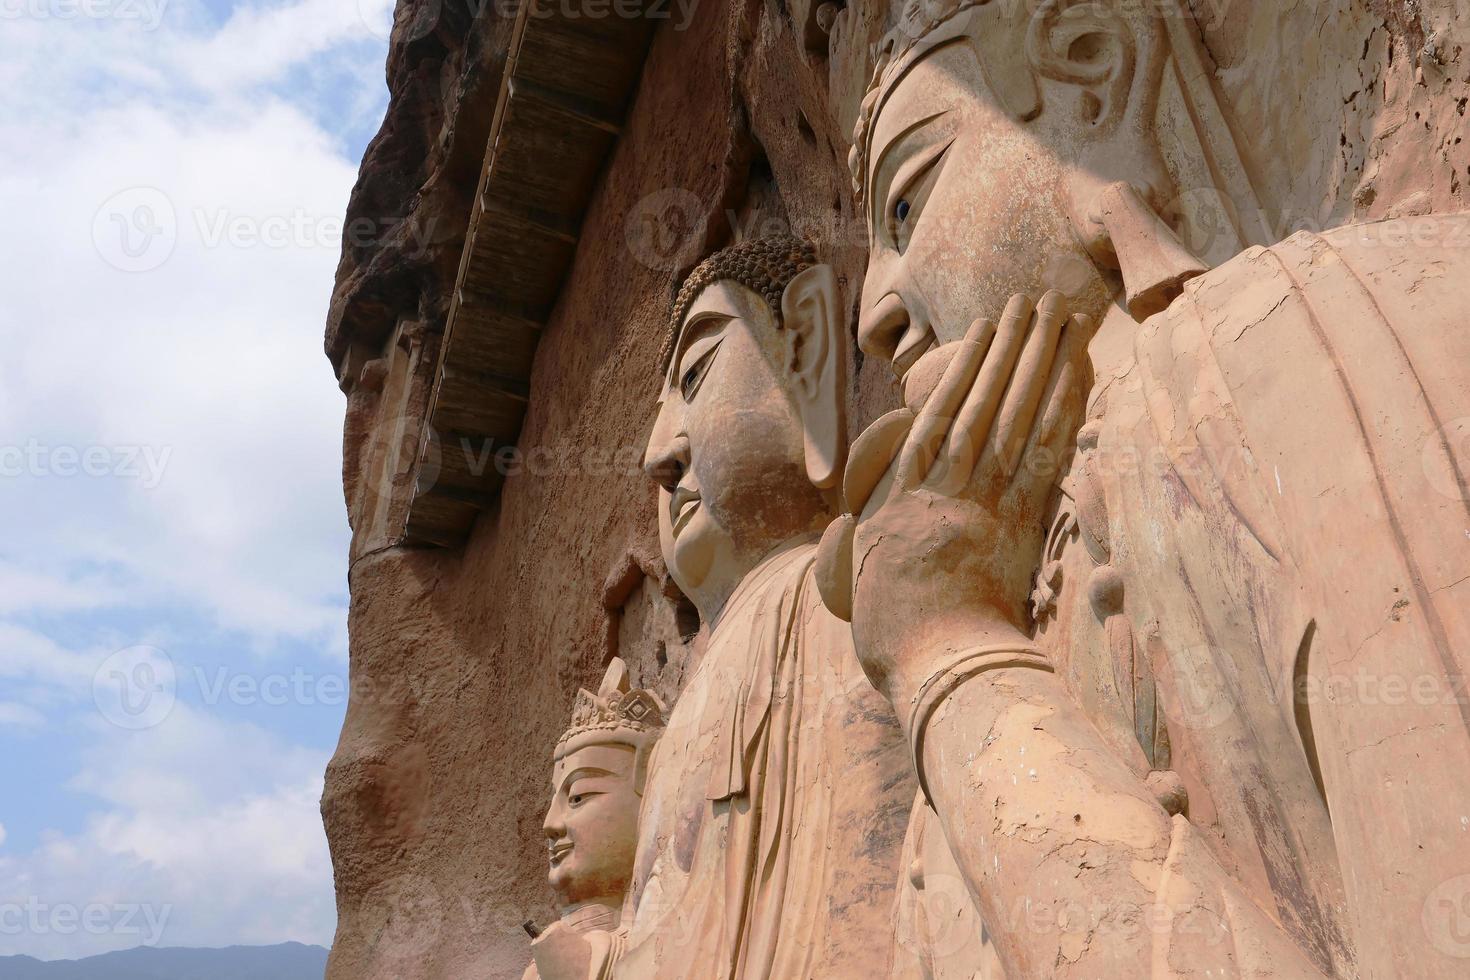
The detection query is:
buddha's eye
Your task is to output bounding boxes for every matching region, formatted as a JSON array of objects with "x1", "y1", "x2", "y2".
[
  {"x1": 677, "y1": 339, "x2": 721, "y2": 401},
  {"x1": 881, "y1": 135, "x2": 955, "y2": 253},
  {"x1": 570, "y1": 793, "x2": 589, "y2": 807},
  {"x1": 888, "y1": 194, "x2": 919, "y2": 253}
]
